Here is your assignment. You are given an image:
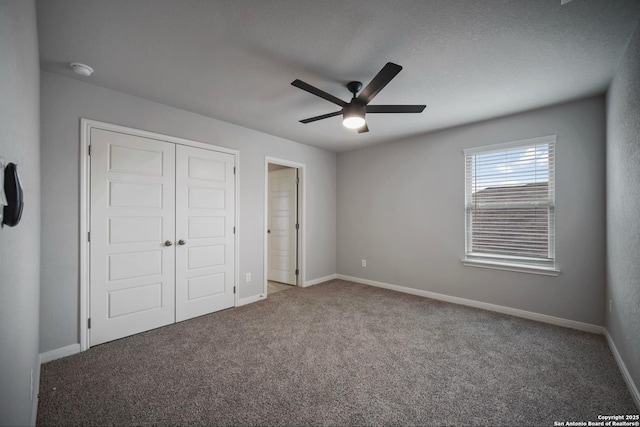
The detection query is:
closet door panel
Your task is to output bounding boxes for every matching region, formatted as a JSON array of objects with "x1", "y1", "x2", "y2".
[
  {"x1": 89, "y1": 129, "x2": 176, "y2": 346},
  {"x1": 175, "y1": 145, "x2": 235, "y2": 321}
]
